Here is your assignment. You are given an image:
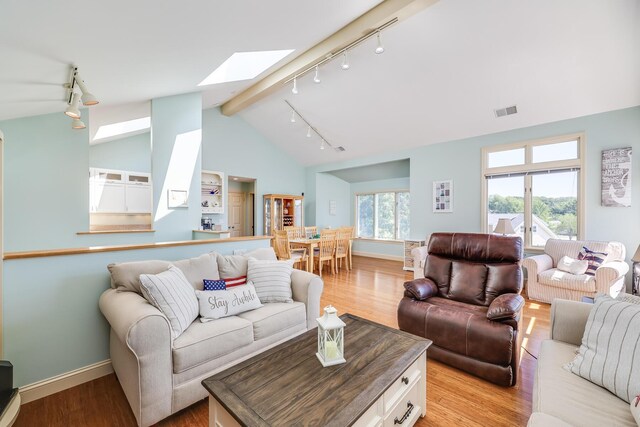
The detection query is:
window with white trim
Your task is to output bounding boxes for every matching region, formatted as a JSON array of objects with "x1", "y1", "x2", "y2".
[
  {"x1": 356, "y1": 191, "x2": 409, "y2": 240},
  {"x1": 482, "y1": 134, "x2": 584, "y2": 249}
]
